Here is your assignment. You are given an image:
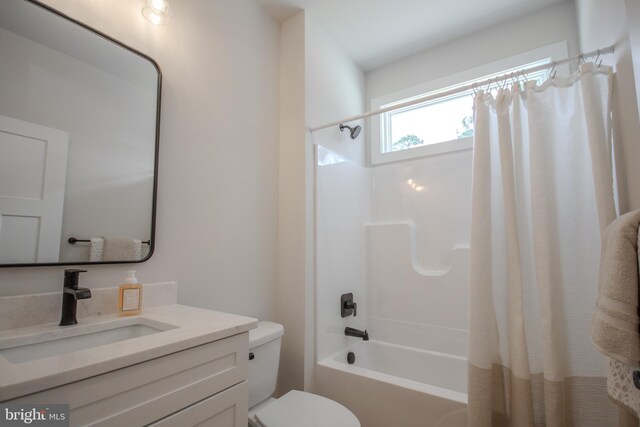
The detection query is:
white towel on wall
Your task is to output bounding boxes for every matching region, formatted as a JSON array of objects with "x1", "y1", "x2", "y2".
[{"x1": 89, "y1": 238, "x2": 104, "y2": 262}]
